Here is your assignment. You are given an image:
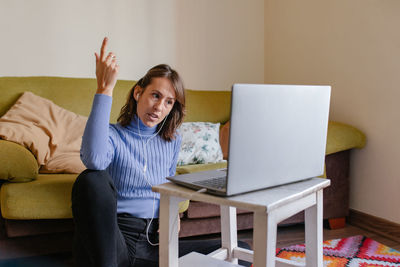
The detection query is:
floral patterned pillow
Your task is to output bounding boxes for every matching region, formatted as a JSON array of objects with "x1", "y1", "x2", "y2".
[{"x1": 177, "y1": 122, "x2": 224, "y2": 166}]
